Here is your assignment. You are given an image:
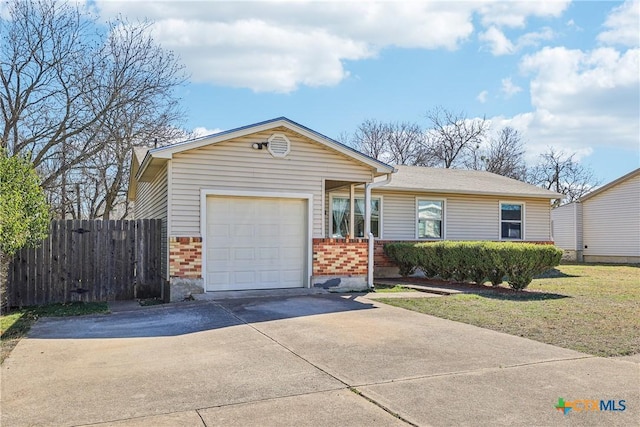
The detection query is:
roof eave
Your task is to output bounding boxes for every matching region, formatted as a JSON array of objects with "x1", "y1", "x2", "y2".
[
  {"x1": 376, "y1": 186, "x2": 563, "y2": 199},
  {"x1": 579, "y1": 168, "x2": 640, "y2": 202}
]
